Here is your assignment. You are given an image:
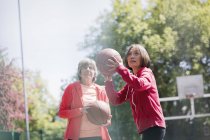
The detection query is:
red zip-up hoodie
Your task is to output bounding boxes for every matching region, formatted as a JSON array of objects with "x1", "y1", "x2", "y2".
[
  {"x1": 105, "y1": 65, "x2": 165, "y2": 133},
  {"x1": 58, "y1": 81, "x2": 111, "y2": 140}
]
